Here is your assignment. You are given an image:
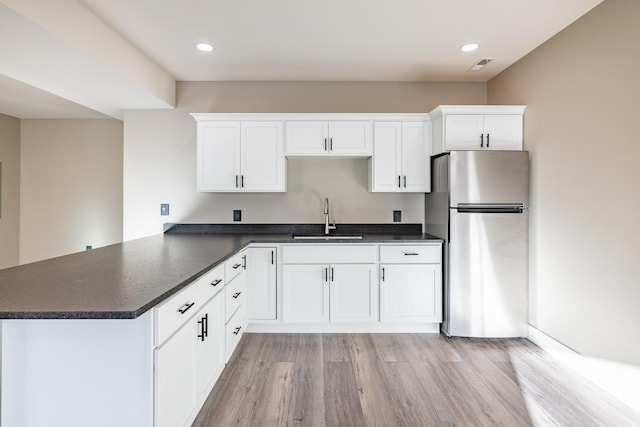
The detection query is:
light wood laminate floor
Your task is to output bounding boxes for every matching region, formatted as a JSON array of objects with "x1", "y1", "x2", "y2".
[{"x1": 193, "y1": 333, "x2": 640, "y2": 426}]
